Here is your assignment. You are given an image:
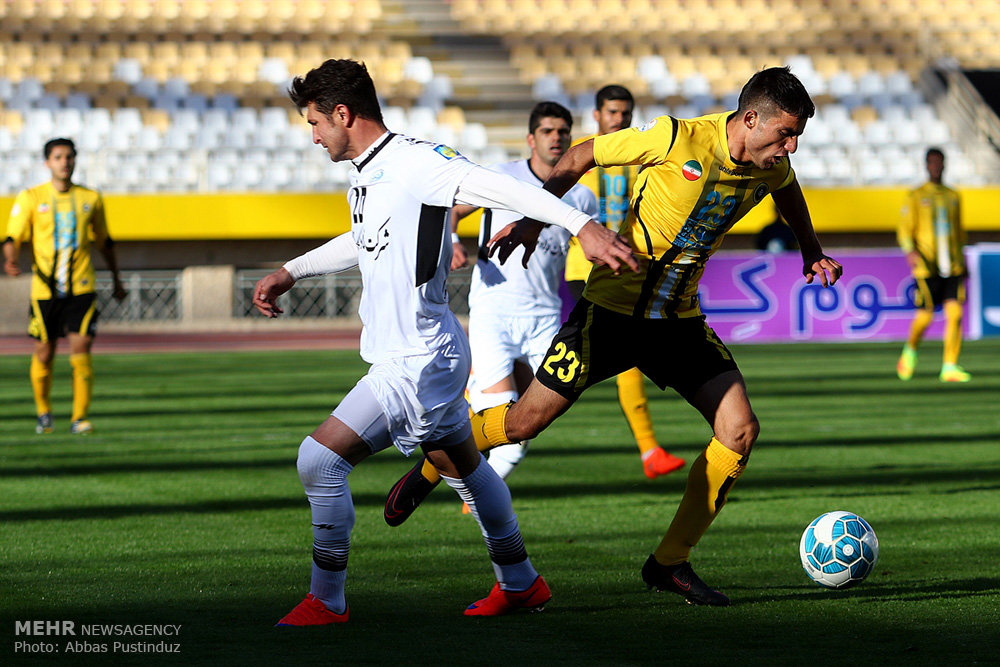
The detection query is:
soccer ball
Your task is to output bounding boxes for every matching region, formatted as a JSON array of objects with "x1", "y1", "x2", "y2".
[{"x1": 799, "y1": 511, "x2": 879, "y2": 589}]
